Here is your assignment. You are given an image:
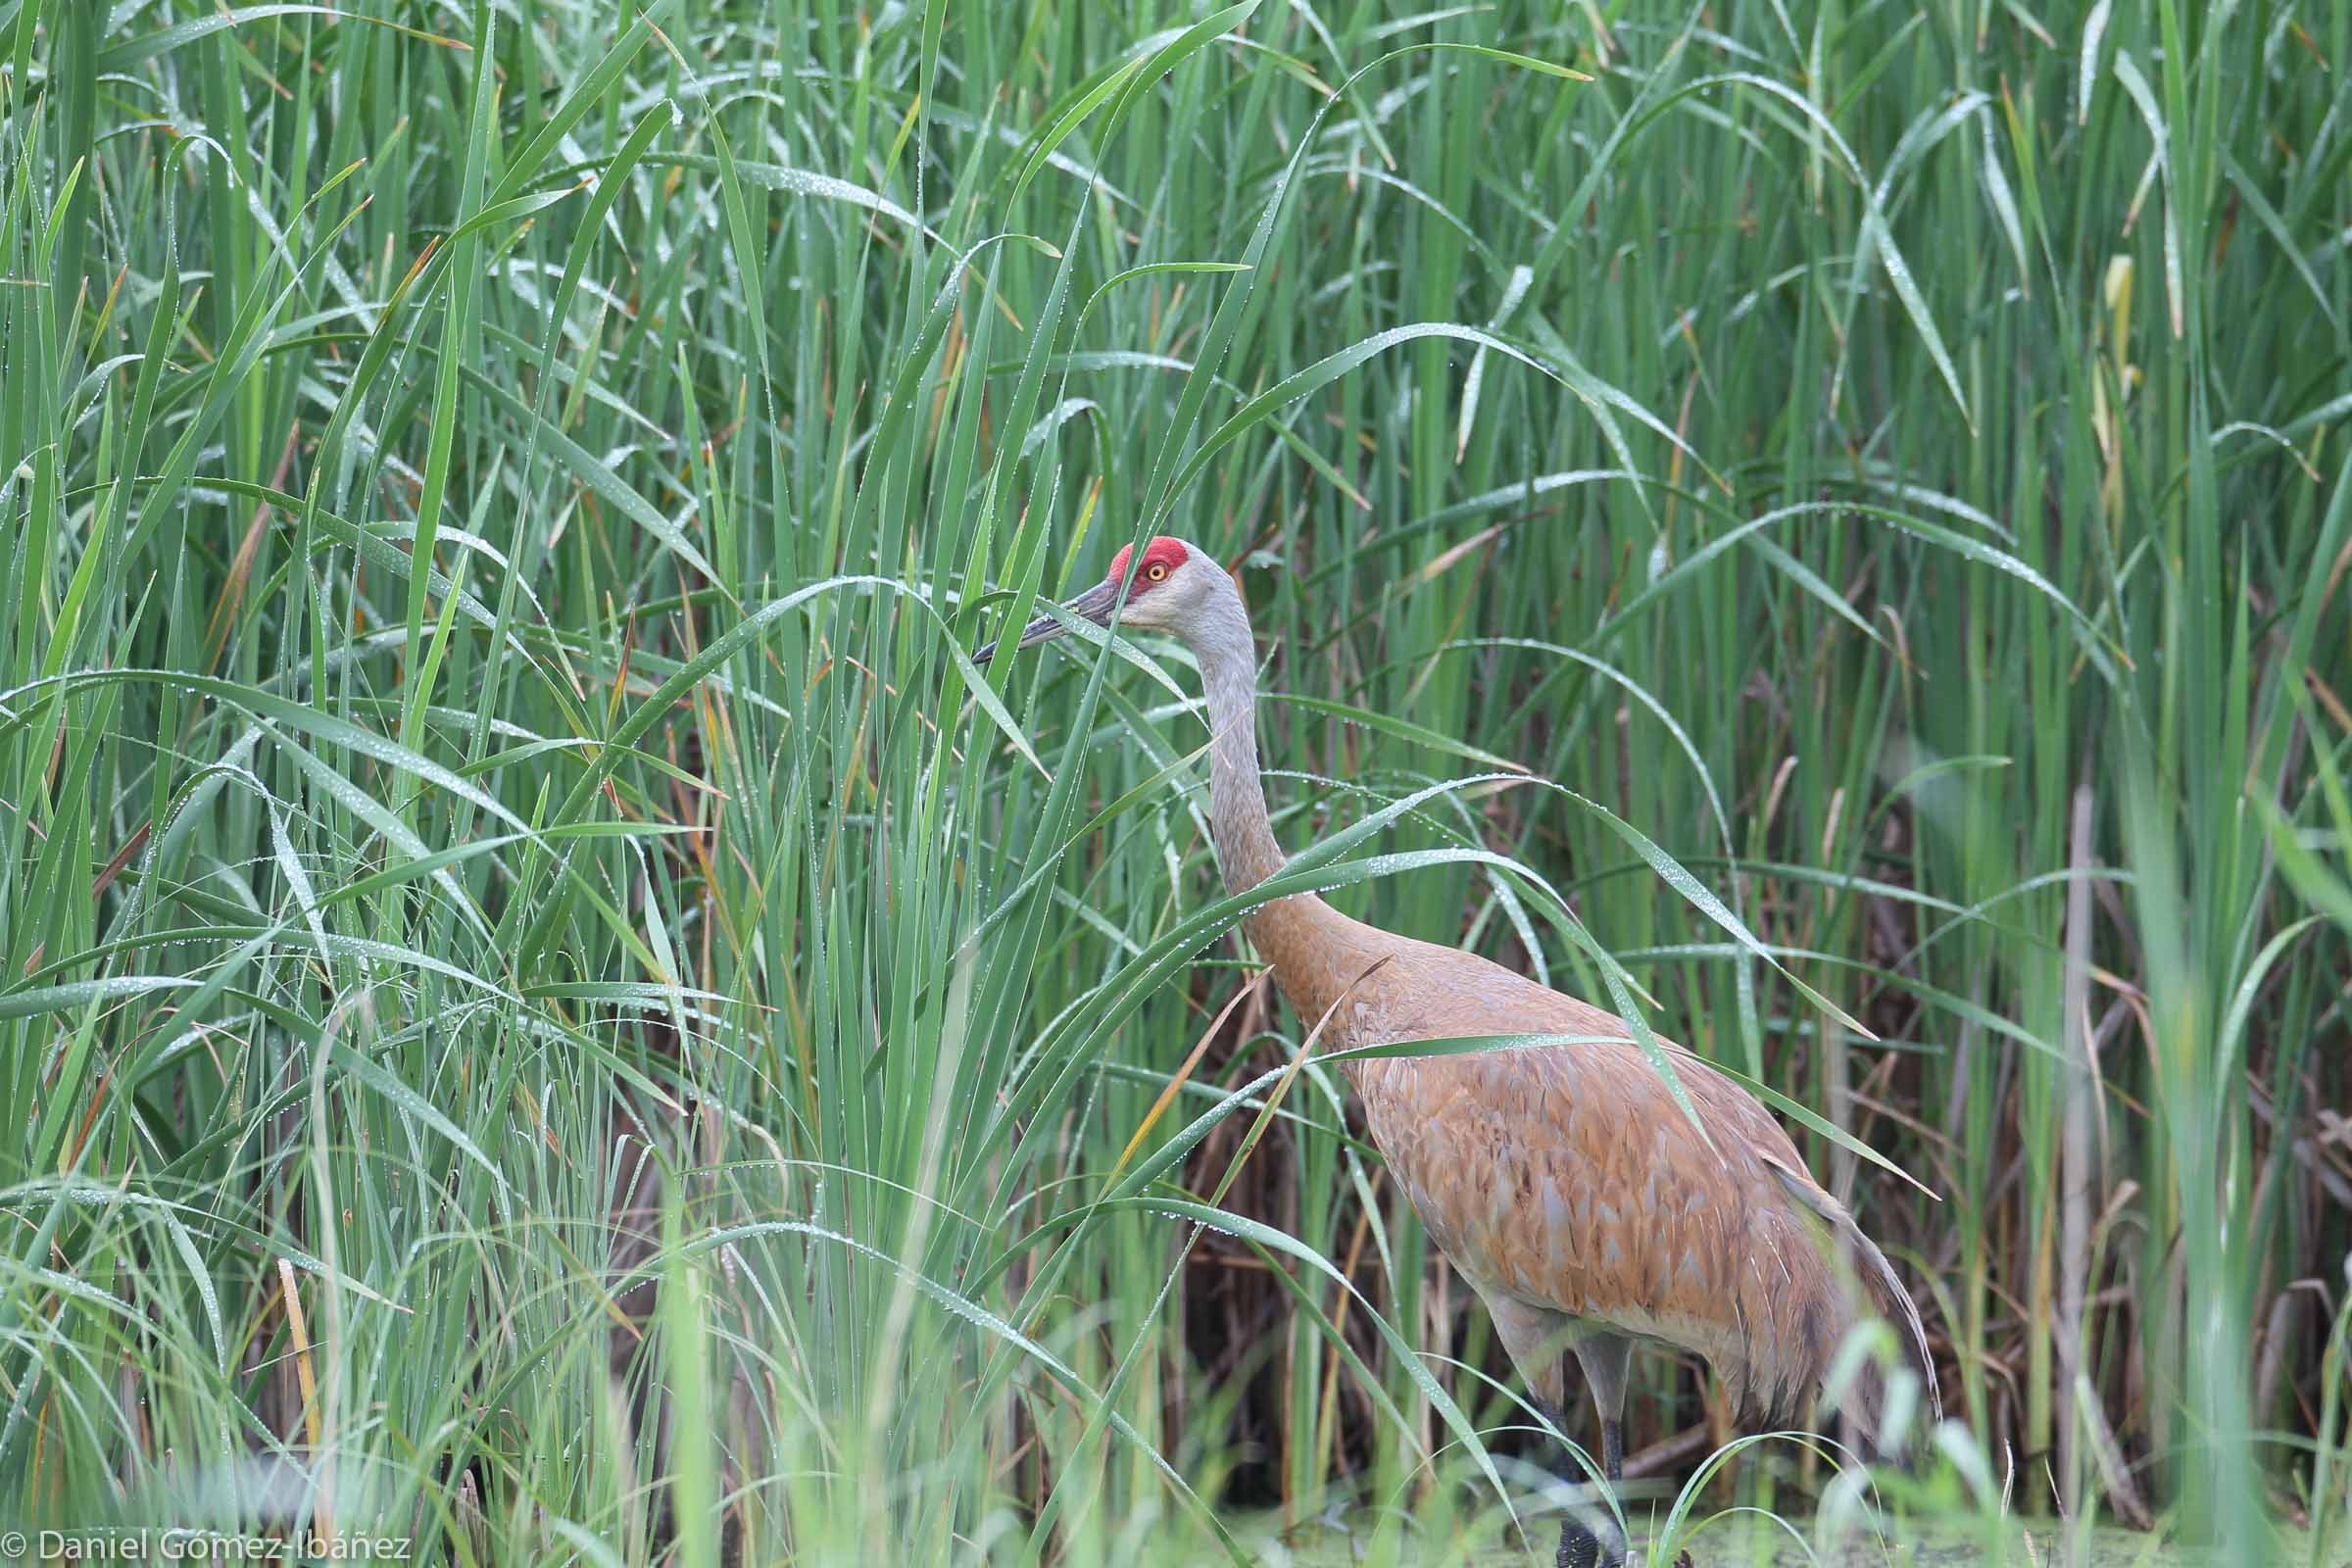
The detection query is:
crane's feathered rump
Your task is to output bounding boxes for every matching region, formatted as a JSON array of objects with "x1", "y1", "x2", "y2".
[{"x1": 1763, "y1": 1160, "x2": 1942, "y2": 1457}]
